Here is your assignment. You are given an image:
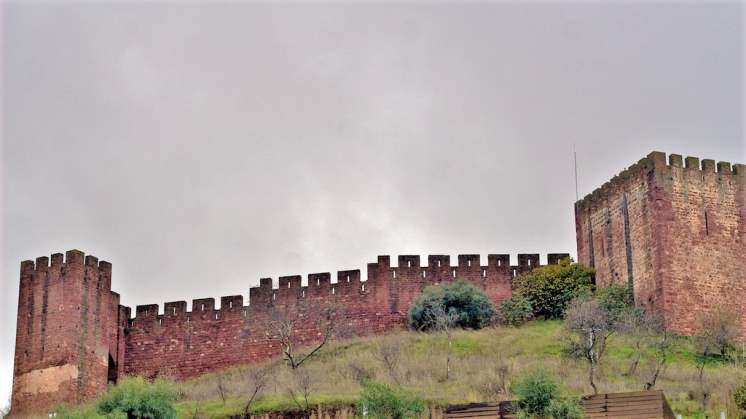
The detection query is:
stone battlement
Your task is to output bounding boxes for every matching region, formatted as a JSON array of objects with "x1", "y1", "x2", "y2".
[{"x1": 576, "y1": 151, "x2": 745, "y2": 211}]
